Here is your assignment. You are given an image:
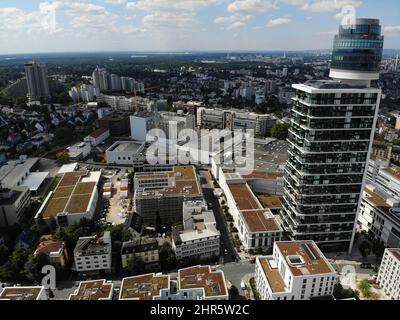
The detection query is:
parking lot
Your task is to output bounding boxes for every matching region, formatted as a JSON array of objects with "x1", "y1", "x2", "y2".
[{"x1": 253, "y1": 140, "x2": 289, "y2": 172}]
